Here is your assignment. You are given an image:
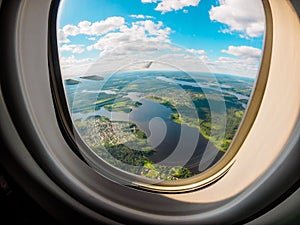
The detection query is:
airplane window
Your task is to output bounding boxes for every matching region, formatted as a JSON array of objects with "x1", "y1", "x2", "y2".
[
  {"x1": 55, "y1": 0, "x2": 266, "y2": 185},
  {"x1": 1, "y1": 0, "x2": 300, "y2": 224}
]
